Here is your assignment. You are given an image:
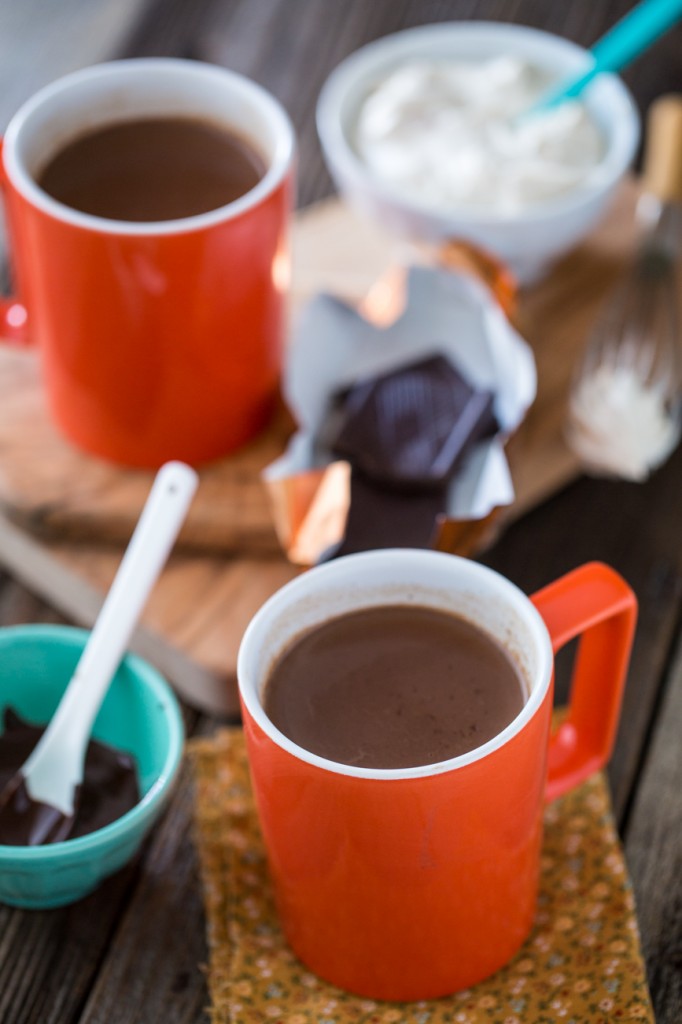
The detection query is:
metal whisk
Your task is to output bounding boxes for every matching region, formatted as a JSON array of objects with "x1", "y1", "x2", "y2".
[{"x1": 566, "y1": 95, "x2": 682, "y2": 481}]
